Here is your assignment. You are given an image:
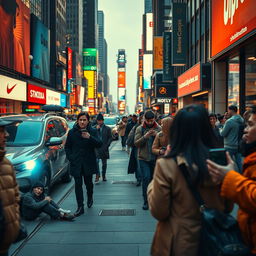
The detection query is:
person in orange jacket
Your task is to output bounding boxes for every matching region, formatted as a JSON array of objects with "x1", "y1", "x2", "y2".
[{"x1": 207, "y1": 107, "x2": 256, "y2": 255}]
